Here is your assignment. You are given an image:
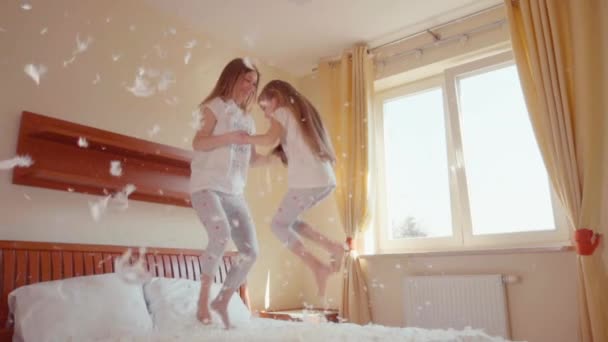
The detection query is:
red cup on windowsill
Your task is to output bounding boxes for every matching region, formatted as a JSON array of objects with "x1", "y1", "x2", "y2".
[{"x1": 575, "y1": 228, "x2": 601, "y2": 256}]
